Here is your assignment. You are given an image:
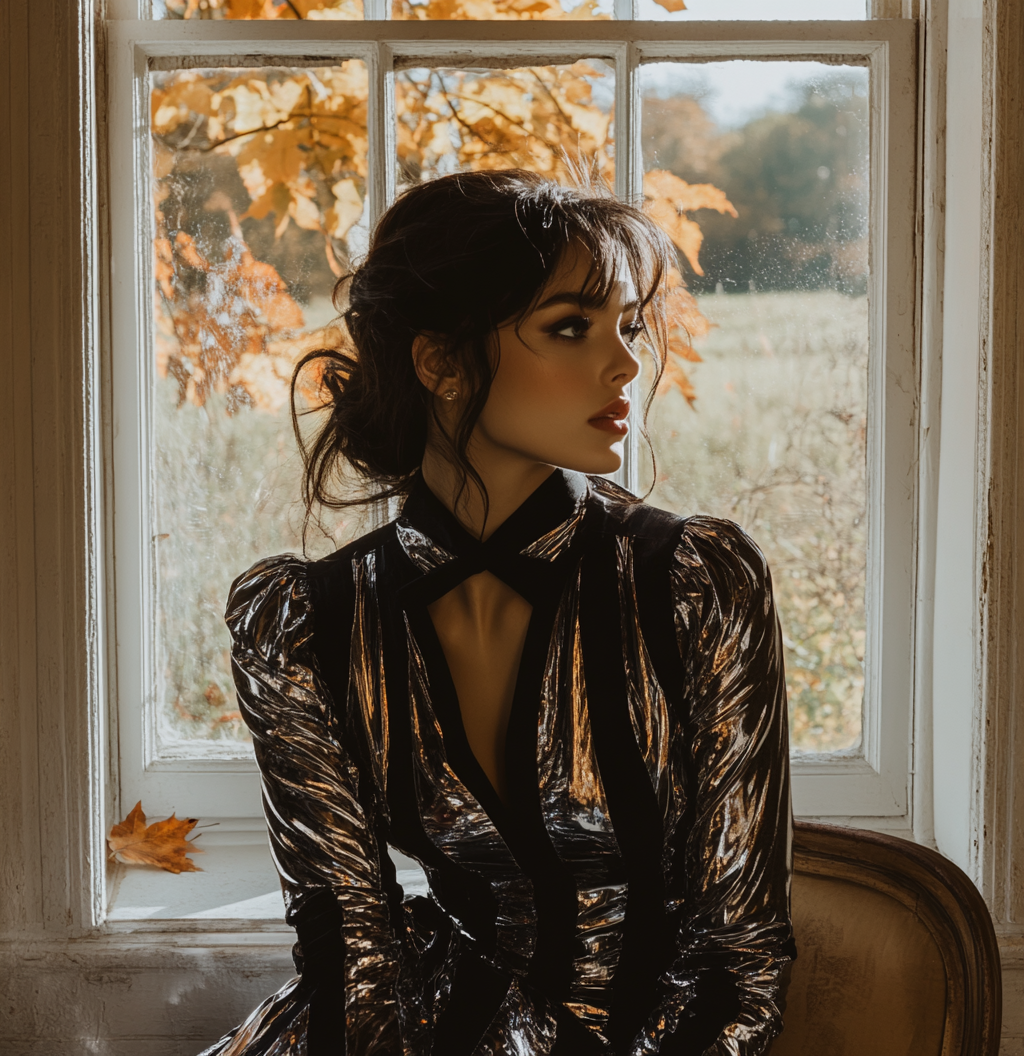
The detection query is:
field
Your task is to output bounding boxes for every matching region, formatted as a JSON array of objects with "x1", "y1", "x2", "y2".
[
  {"x1": 644, "y1": 289, "x2": 868, "y2": 754},
  {"x1": 153, "y1": 289, "x2": 868, "y2": 756}
]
